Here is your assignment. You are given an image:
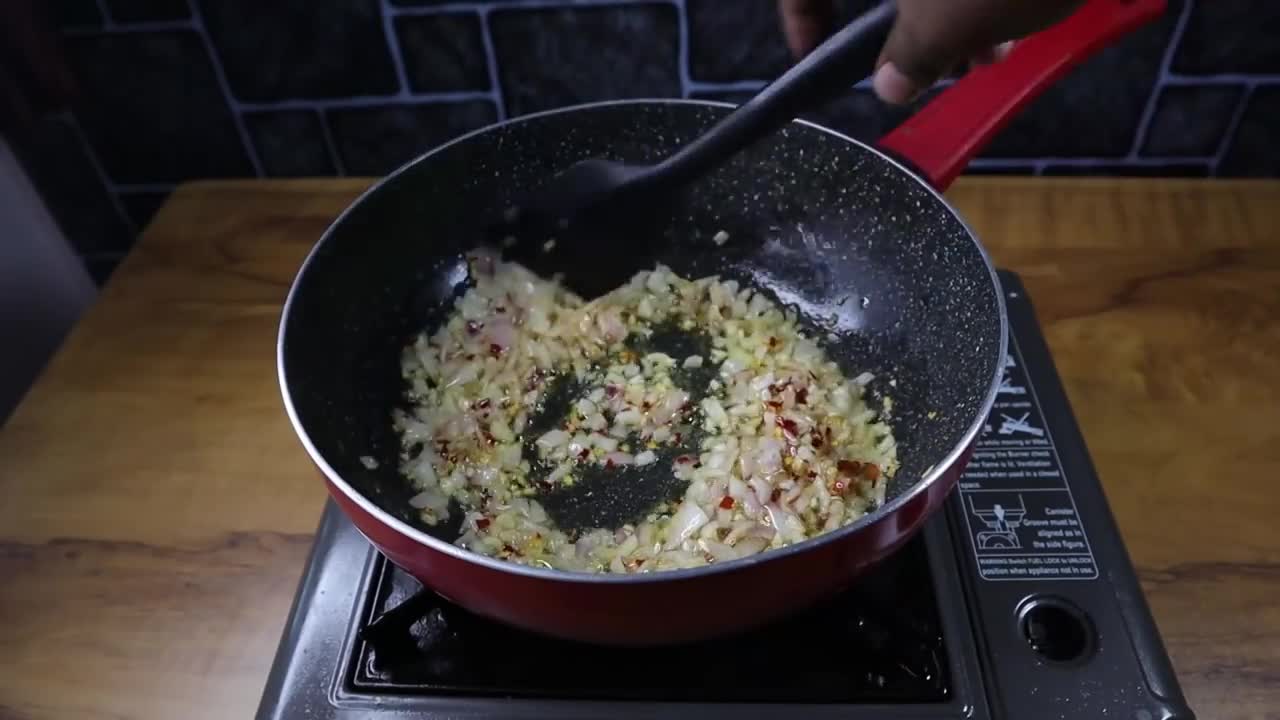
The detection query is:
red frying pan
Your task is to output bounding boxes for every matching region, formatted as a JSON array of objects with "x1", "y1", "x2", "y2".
[{"x1": 278, "y1": 0, "x2": 1166, "y2": 645}]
